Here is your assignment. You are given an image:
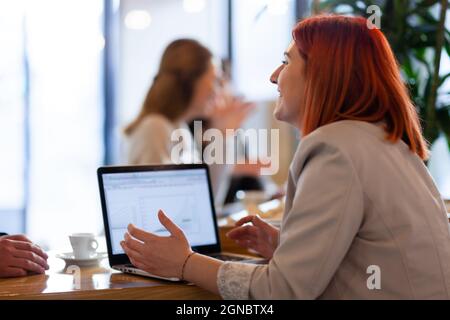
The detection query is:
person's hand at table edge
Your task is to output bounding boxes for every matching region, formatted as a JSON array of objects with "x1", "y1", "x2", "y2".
[{"x1": 0, "y1": 234, "x2": 49, "y2": 278}]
